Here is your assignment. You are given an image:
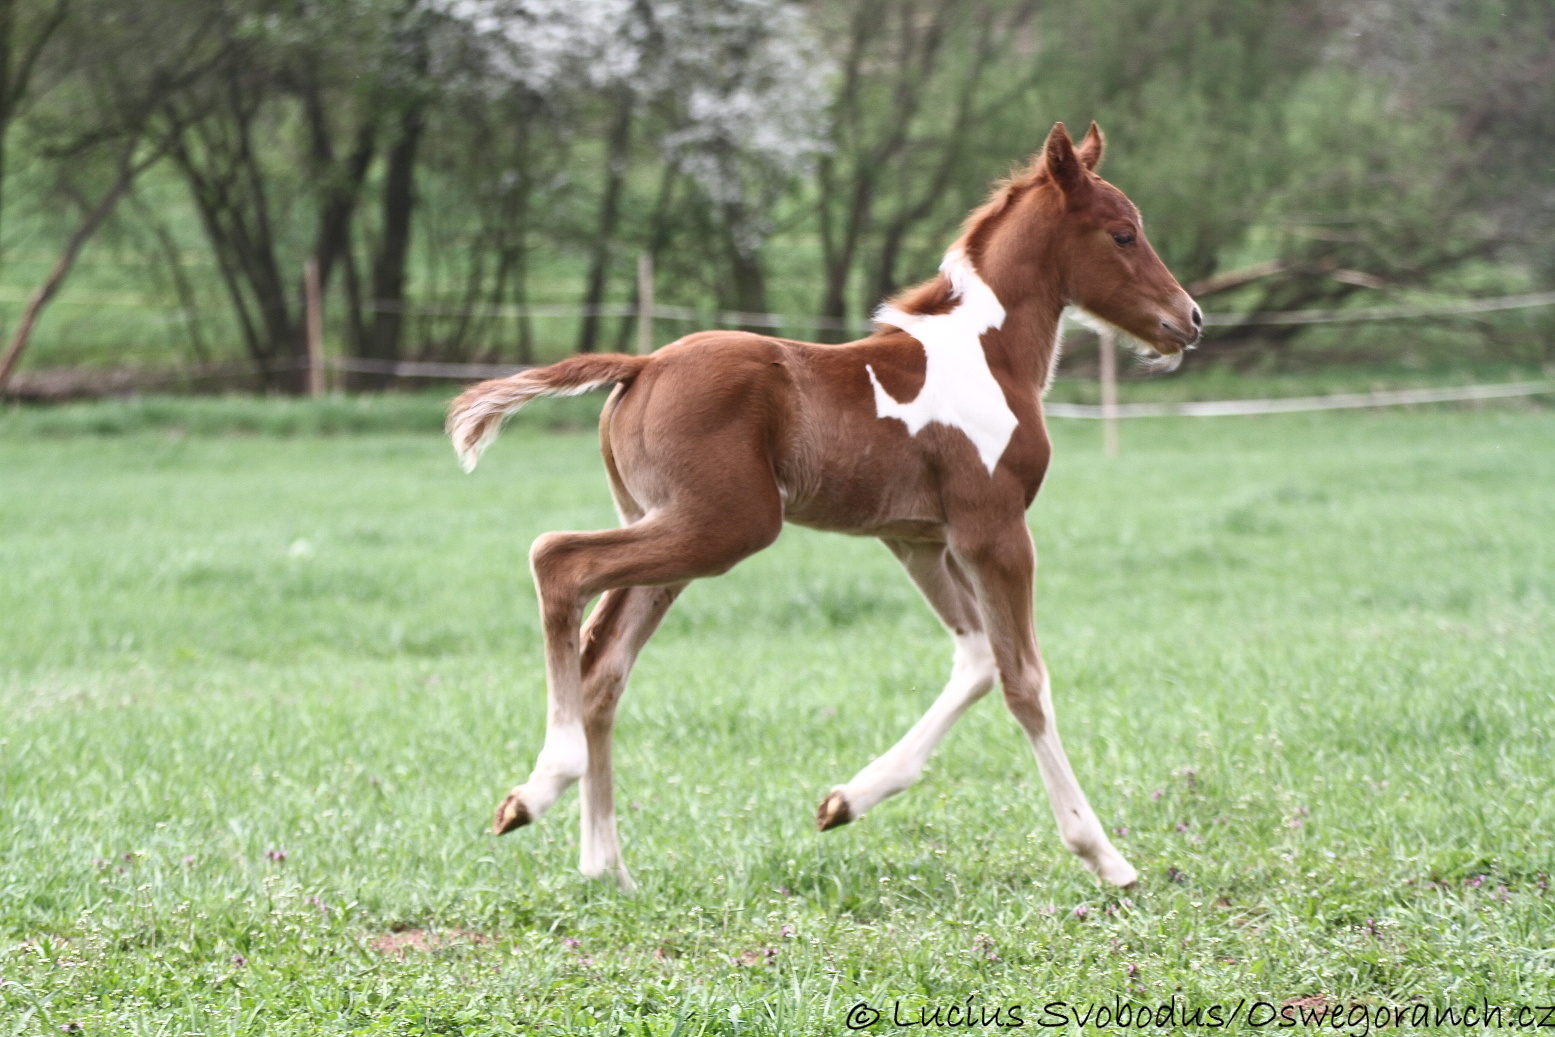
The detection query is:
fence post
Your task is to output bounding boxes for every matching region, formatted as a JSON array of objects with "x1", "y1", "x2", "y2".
[
  {"x1": 1099, "y1": 327, "x2": 1118, "y2": 457},
  {"x1": 636, "y1": 253, "x2": 654, "y2": 355},
  {"x1": 304, "y1": 257, "x2": 325, "y2": 396}
]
